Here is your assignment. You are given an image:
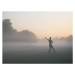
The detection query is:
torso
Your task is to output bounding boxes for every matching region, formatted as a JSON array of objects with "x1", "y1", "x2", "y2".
[{"x1": 48, "y1": 40, "x2": 52, "y2": 46}]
